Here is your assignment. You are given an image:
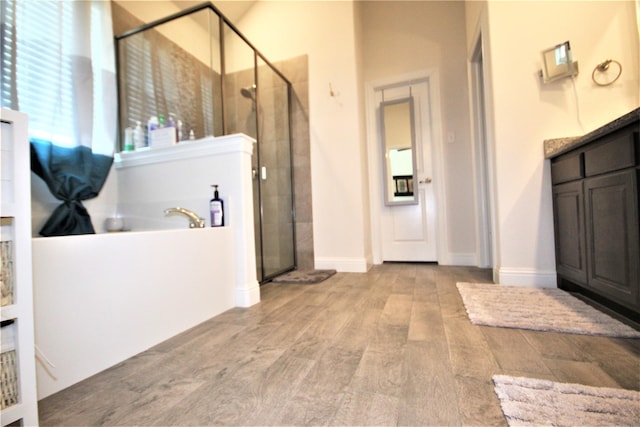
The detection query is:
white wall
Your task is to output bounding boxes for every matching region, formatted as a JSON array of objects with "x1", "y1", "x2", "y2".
[
  {"x1": 229, "y1": 1, "x2": 371, "y2": 271},
  {"x1": 354, "y1": 0, "x2": 372, "y2": 269},
  {"x1": 466, "y1": 0, "x2": 639, "y2": 285}
]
